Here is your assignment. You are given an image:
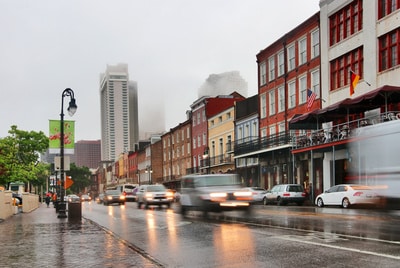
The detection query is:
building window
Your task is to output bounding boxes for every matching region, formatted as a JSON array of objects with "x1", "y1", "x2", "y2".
[
  {"x1": 278, "y1": 122, "x2": 285, "y2": 133},
  {"x1": 298, "y1": 37, "x2": 307, "y2": 65},
  {"x1": 261, "y1": 128, "x2": 267, "y2": 138},
  {"x1": 260, "y1": 93, "x2": 267, "y2": 118},
  {"x1": 378, "y1": 0, "x2": 400, "y2": 19},
  {"x1": 288, "y1": 81, "x2": 296, "y2": 109},
  {"x1": 269, "y1": 90, "x2": 276, "y2": 116},
  {"x1": 329, "y1": 0, "x2": 363, "y2": 46},
  {"x1": 311, "y1": 29, "x2": 320, "y2": 58},
  {"x1": 278, "y1": 51, "x2": 285, "y2": 76},
  {"x1": 260, "y1": 61, "x2": 267, "y2": 85},
  {"x1": 299, "y1": 75, "x2": 307, "y2": 104},
  {"x1": 287, "y1": 44, "x2": 295, "y2": 71},
  {"x1": 330, "y1": 47, "x2": 363, "y2": 91},
  {"x1": 379, "y1": 28, "x2": 400, "y2": 71},
  {"x1": 268, "y1": 56, "x2": 275, "y2": 81},
  {"x1": 269, "y1": 125, "x2": 276, "y2": 138},
  {"x1": 311, "y1": 69, "x2": 320, "y2": 94},
  {"x1": 278, "y1": 86, "x2": 285, "y2": 112}
]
